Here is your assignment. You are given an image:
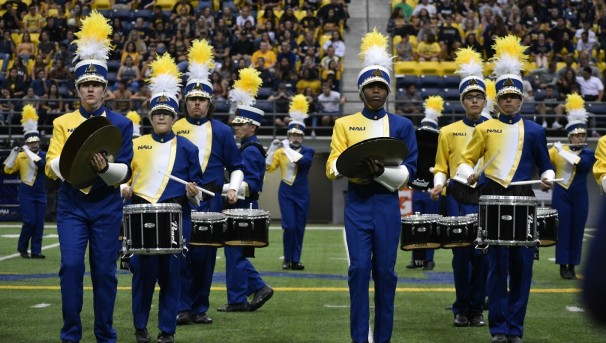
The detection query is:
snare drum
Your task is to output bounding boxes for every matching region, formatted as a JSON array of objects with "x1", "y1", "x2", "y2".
[
  {"x1": 536, "y1": 208, "x2": 558, "y2": 247},
  {"x1": 400, "y1": 213, "x2": 442, "y2": 251},
  {"x1": 439, "y1": 216, "x2": 477, "y2": 248},
  {"x1": 190, "y1": 212, "x2": 227, "y2": 247},
  {"x1": 478, "y1": 195, "x2": 538, "y2": 246},
  {"x1": 222, "y1": 209, "x2": 270, "y2": 247},
  {"x1": 123, "y1": 203, "x2": 183, "y2": 254}
]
